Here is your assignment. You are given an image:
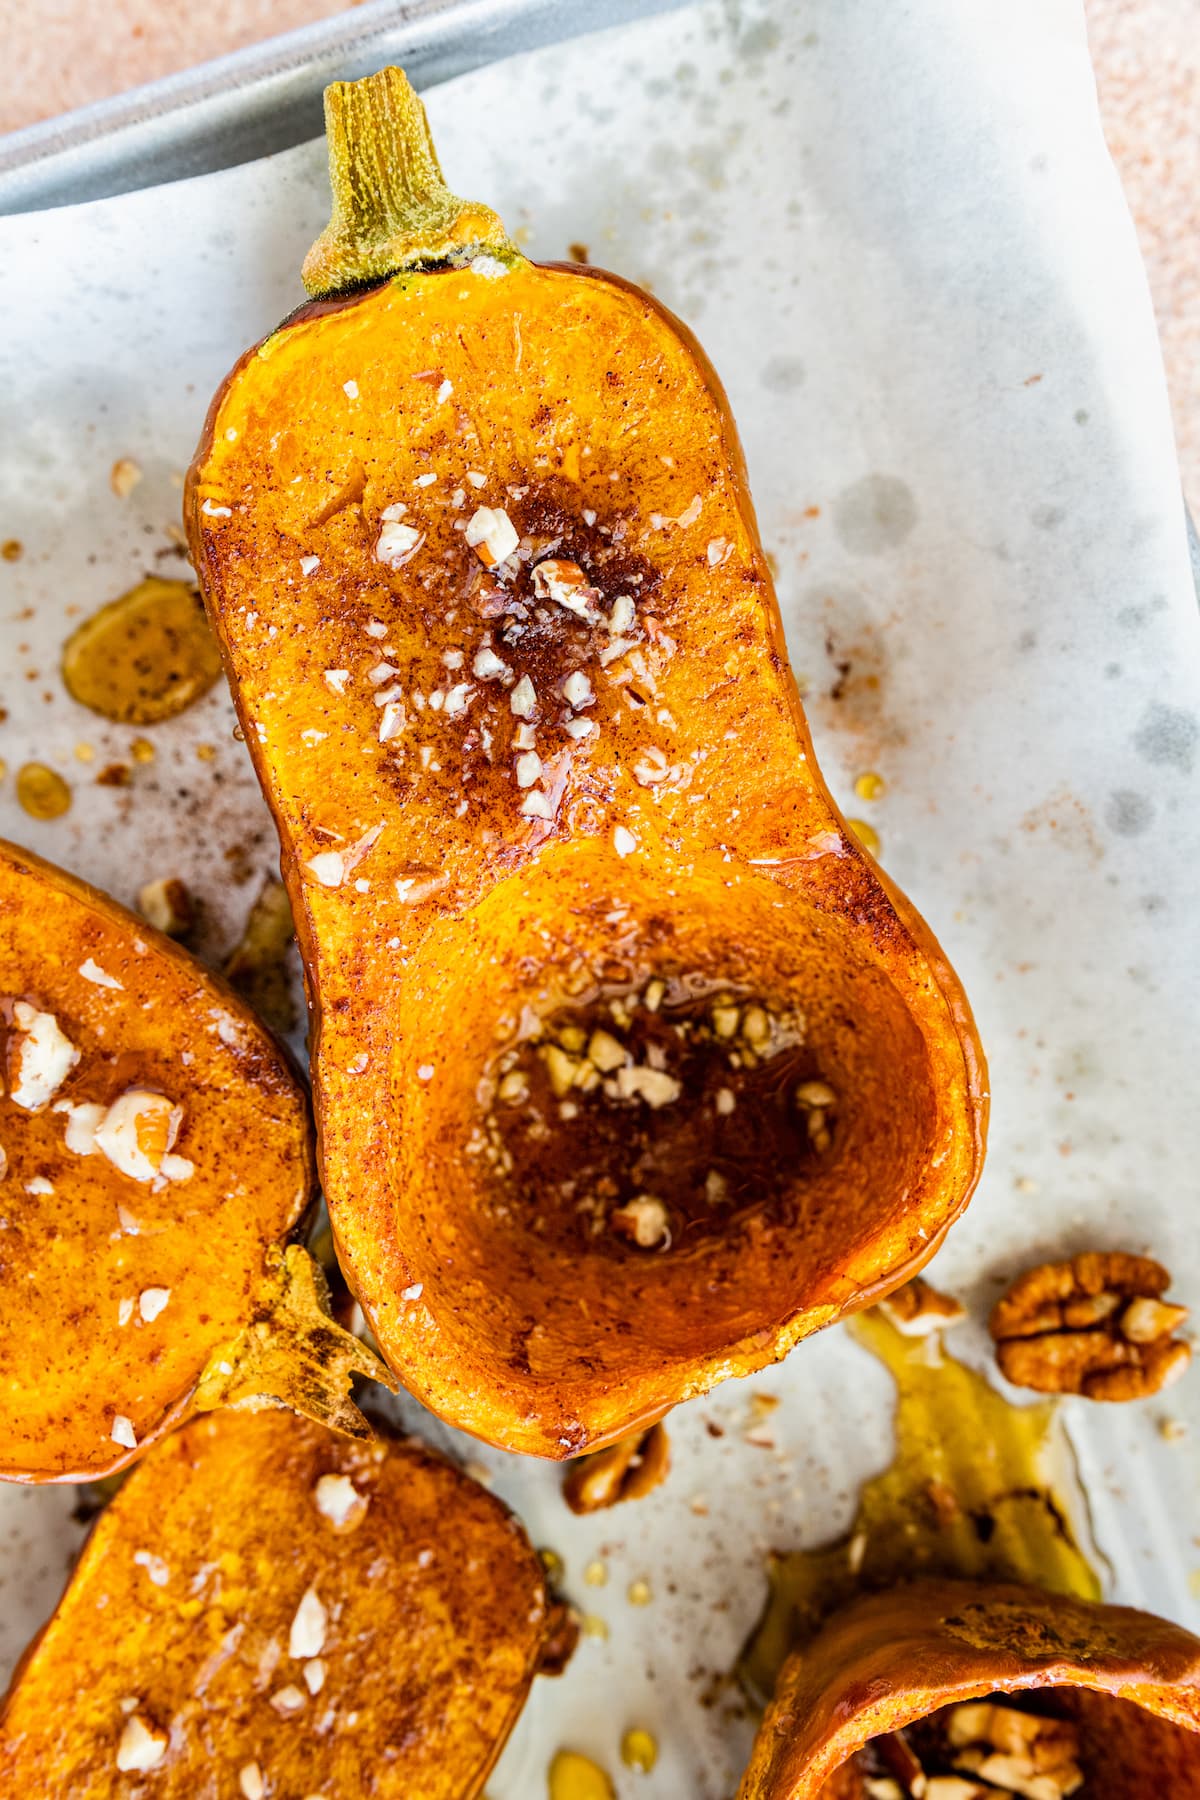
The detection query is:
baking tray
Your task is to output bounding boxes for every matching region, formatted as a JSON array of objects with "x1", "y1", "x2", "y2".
[
  {"x1": 0, "y1": 0, "x2": 690, "y2": 214},
  {"x1": 2, "y1": 1, "x2": 1200, "y2": 1794}
]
